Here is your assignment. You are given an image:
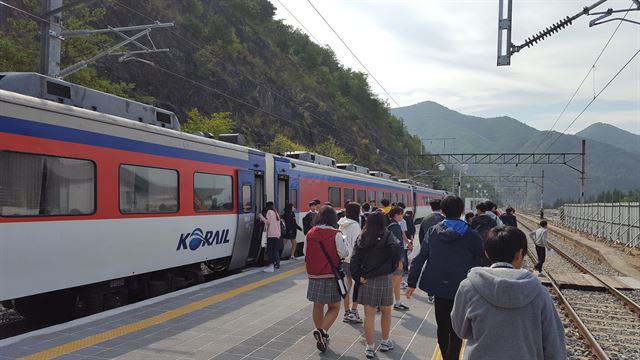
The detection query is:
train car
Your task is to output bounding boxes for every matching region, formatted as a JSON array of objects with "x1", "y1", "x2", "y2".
[
  {"x1": 412, "y1": 185, "x2": 447, "y2": 223},
  {"x1": 0, "y1": 72, "x2": 445, "y2": 319},
  {"x1": 465, "y1": 197, "x2": 488, "y2": 213}
]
